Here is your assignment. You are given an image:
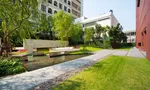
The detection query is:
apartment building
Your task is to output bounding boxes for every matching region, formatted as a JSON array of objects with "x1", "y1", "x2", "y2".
[
  {"x1": 37, "y1": 0, "x2": 83, "y2": 18},
  {"x1": 75, "y1": 10, "x2": 121, "y2": 30},
  {"x1": 136, "y1": 0, "x2": 150, "y2": 60}
]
